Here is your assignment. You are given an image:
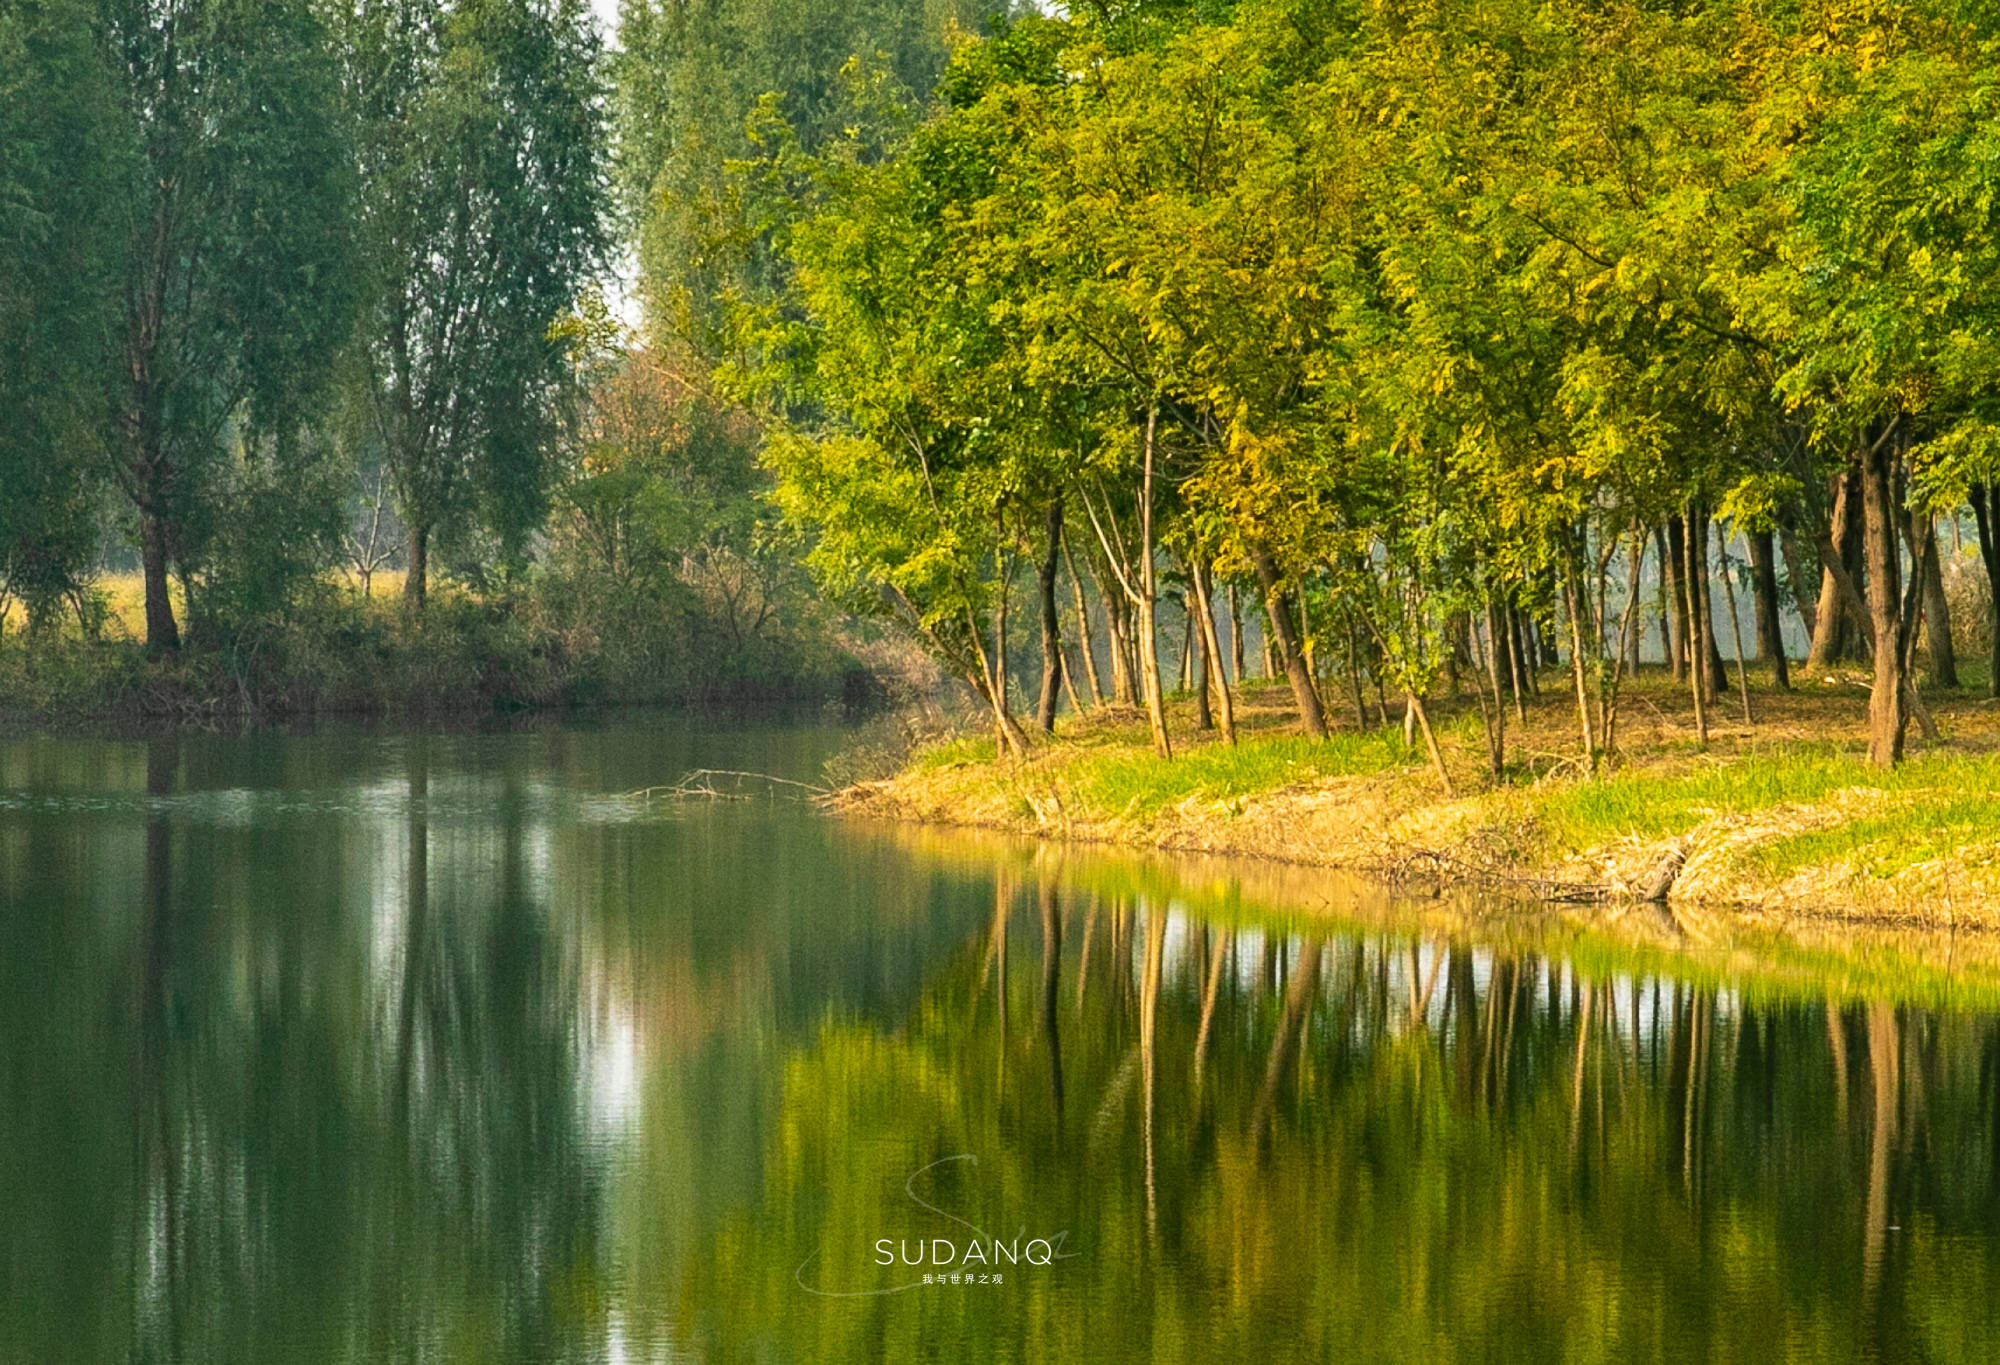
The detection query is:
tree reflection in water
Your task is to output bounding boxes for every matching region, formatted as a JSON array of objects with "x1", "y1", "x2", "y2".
[{"x1": 2, "y1": 726, "x2": 2000, "y2": 1362}]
